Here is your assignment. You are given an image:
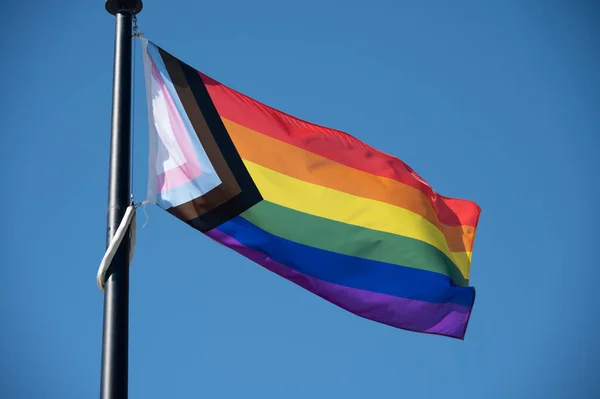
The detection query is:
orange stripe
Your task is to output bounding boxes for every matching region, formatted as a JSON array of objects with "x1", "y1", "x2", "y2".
[
  {"x1": 224, "y1": 119, "x2": 476, "y2": 254},
  {"x1": 202, "y1": 72, "x2": 480, "y2": 228}
]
